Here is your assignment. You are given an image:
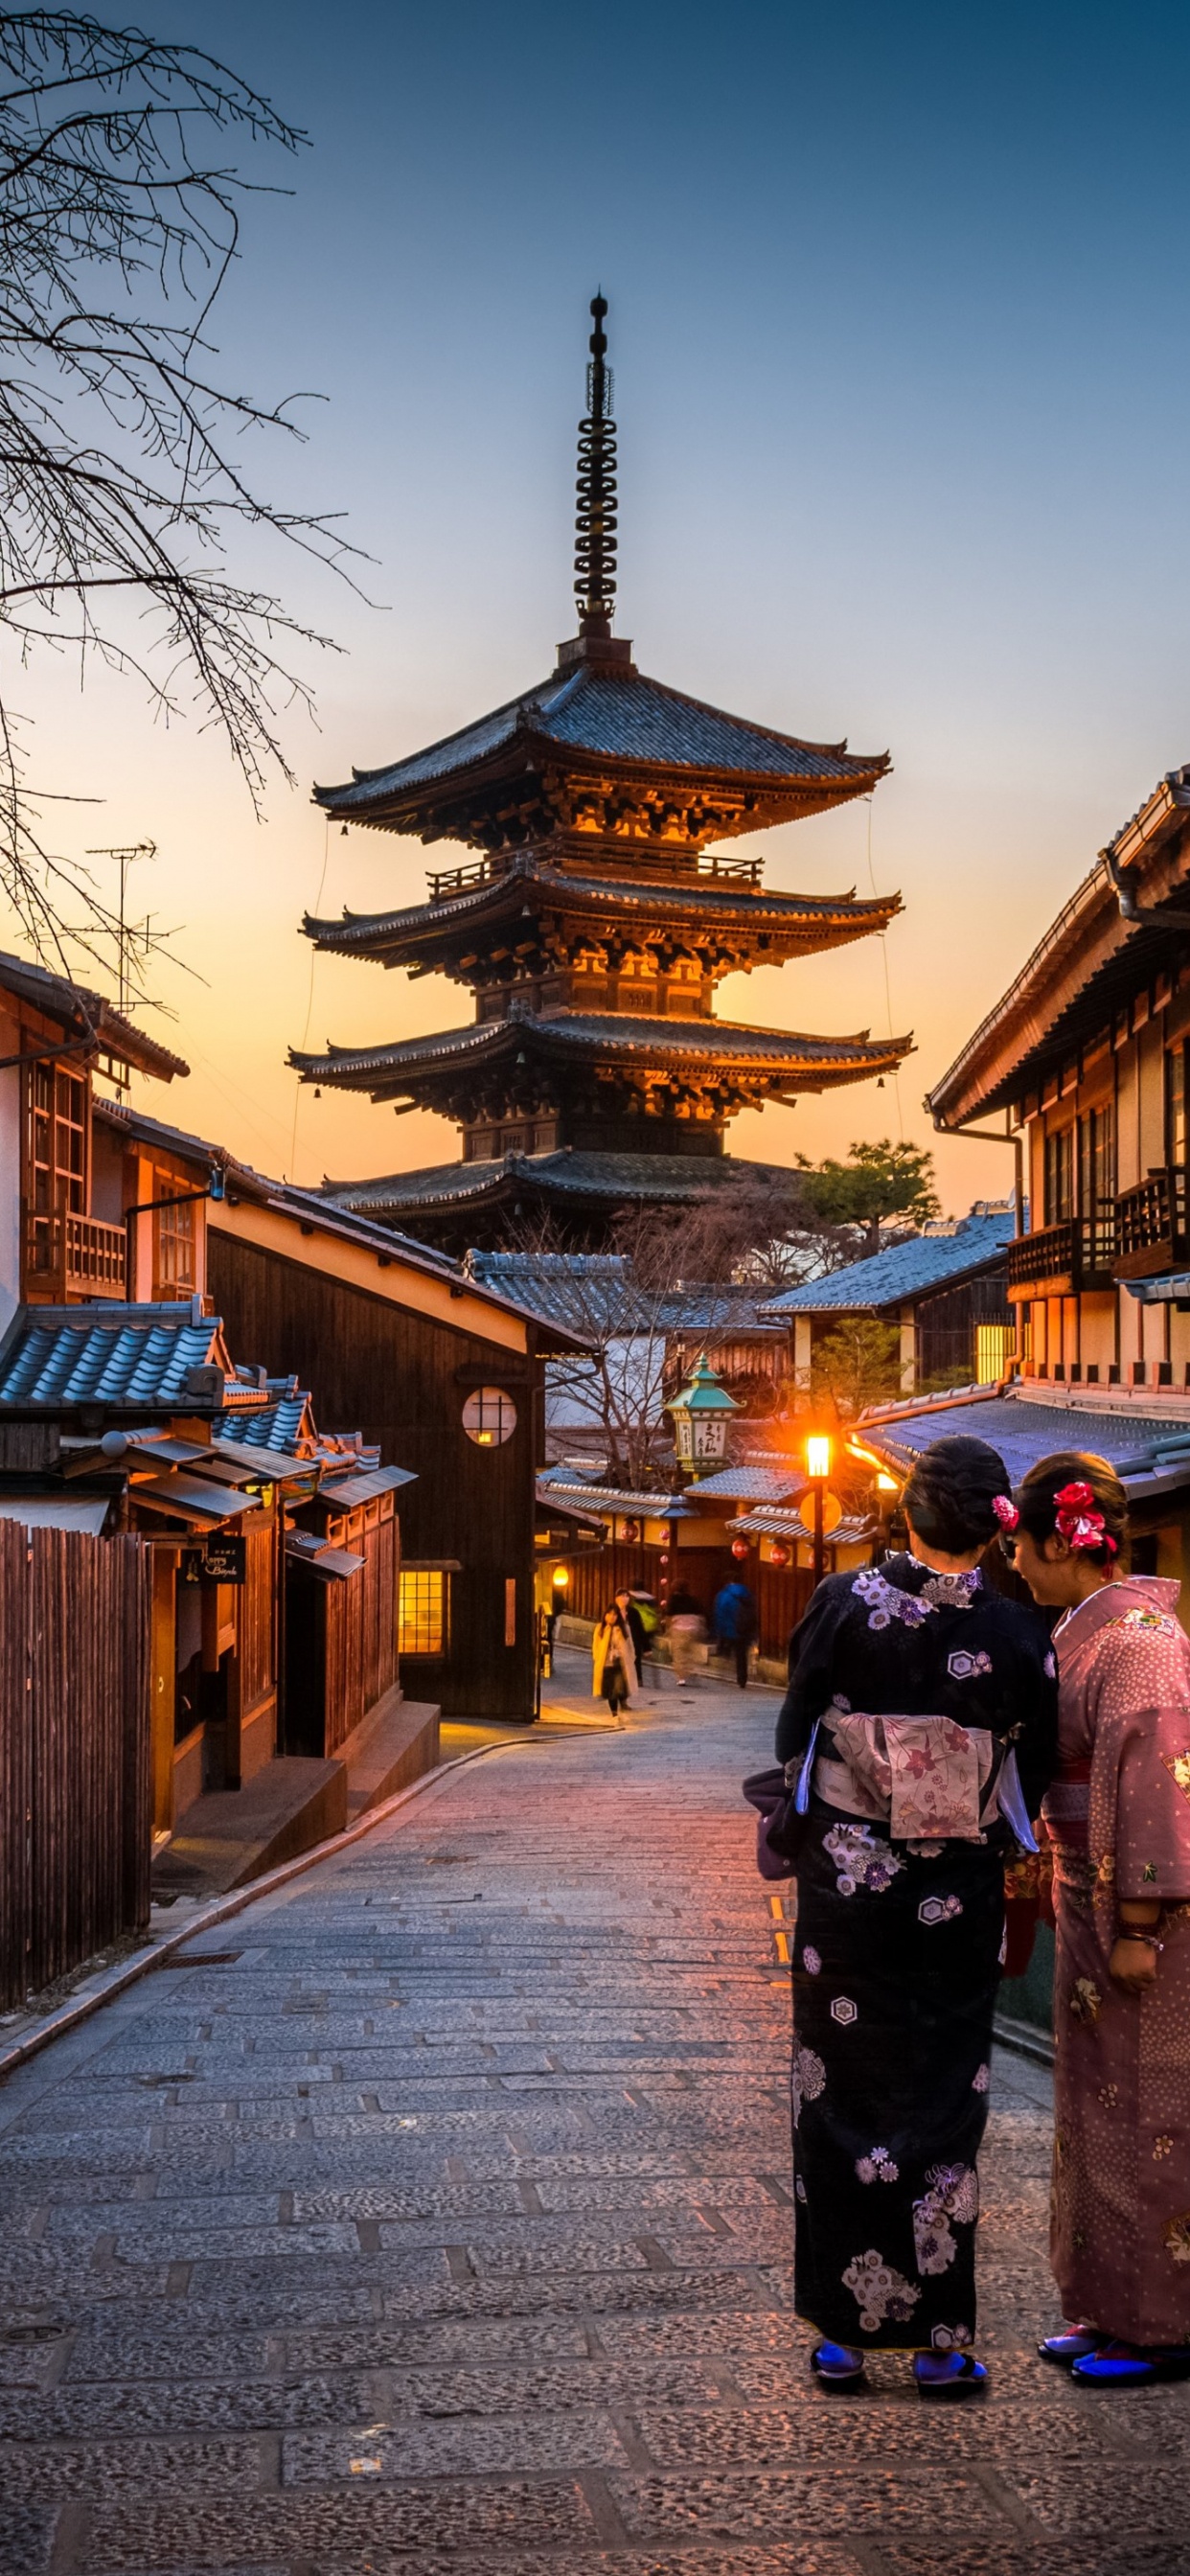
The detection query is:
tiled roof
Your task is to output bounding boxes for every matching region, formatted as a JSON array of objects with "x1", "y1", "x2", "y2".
[
  {"x1": 760, "y1": 1207, "x2": 1017, "y2": 1316},
  {"x1": 858, "y1": 1385, "x2": 1190, "y2": 1499},
  {"x1": 217, "y1": 1389, "x2": 311, "y2": 1453},
  {"x1": 537, "y1": 1469, "x2": 692, "y2": 1517},
  {"x1": 326, "y1": 1149, "x2": 798, "y2": 1217},
  {"x1": 678, "y1": 1465, "x2": 806, "y2": 1503},
  {"x1": 315, "y1": 663, "x2": 888, "y2": 808},
  {"x1": 294, "y1": 1010, "x2": 908, "y2": 1087},
  {"x1": 0, "y1": 1301, "x2": 237, "y2": 1411},
  {"x1": 727, "y1": 1504, "x2": 875, "y2": 1545},
  {"x1": 0, "y1": 948, "x2": 189, "y2": 1082},
  {"x1": 464, "y1": 1251, "x2": 781, "y2": 1340},
  {"x1": 305, "y1": 862, "x2": 899, "y2": 953}
]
